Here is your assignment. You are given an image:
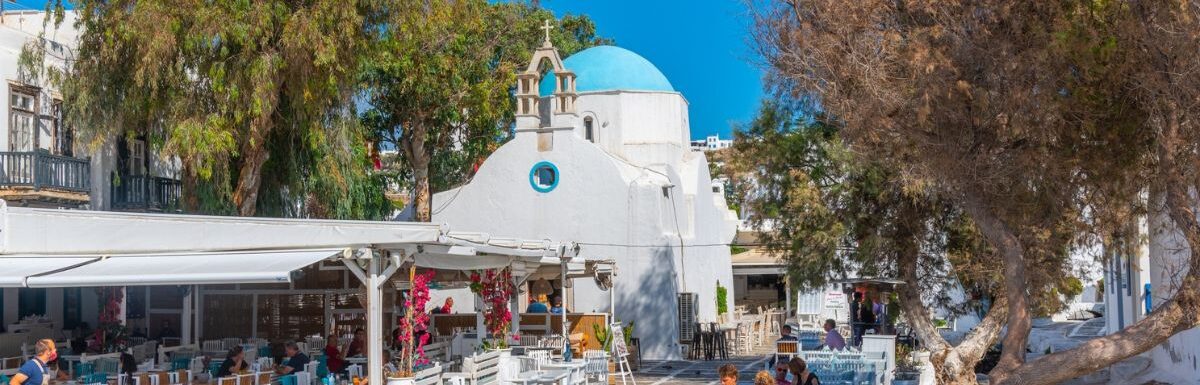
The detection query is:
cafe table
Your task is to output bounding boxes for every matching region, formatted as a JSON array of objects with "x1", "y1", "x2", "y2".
[
  {"x1": 512, "y1": 370, "x2": 570, "y2": 385},
  {"x1": 540, "y1": 361, "x2": 585, "y2": 385}
]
